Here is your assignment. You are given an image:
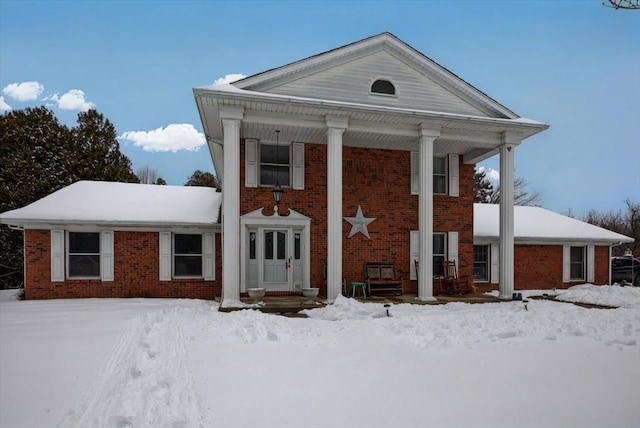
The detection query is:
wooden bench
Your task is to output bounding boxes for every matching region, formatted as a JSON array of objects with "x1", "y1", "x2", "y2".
[{"x1": 365, "y1": 262, "x2": 403, "y2": 296}]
